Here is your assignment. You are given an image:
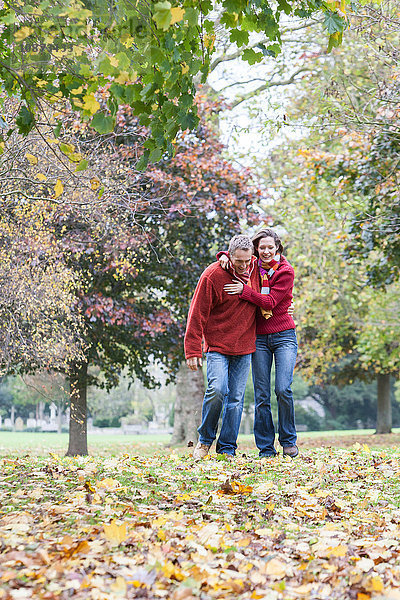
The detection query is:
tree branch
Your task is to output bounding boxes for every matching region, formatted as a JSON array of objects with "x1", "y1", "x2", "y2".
[{"x1": 230, "y1": 66, "x2": 314, "y2": 108}]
